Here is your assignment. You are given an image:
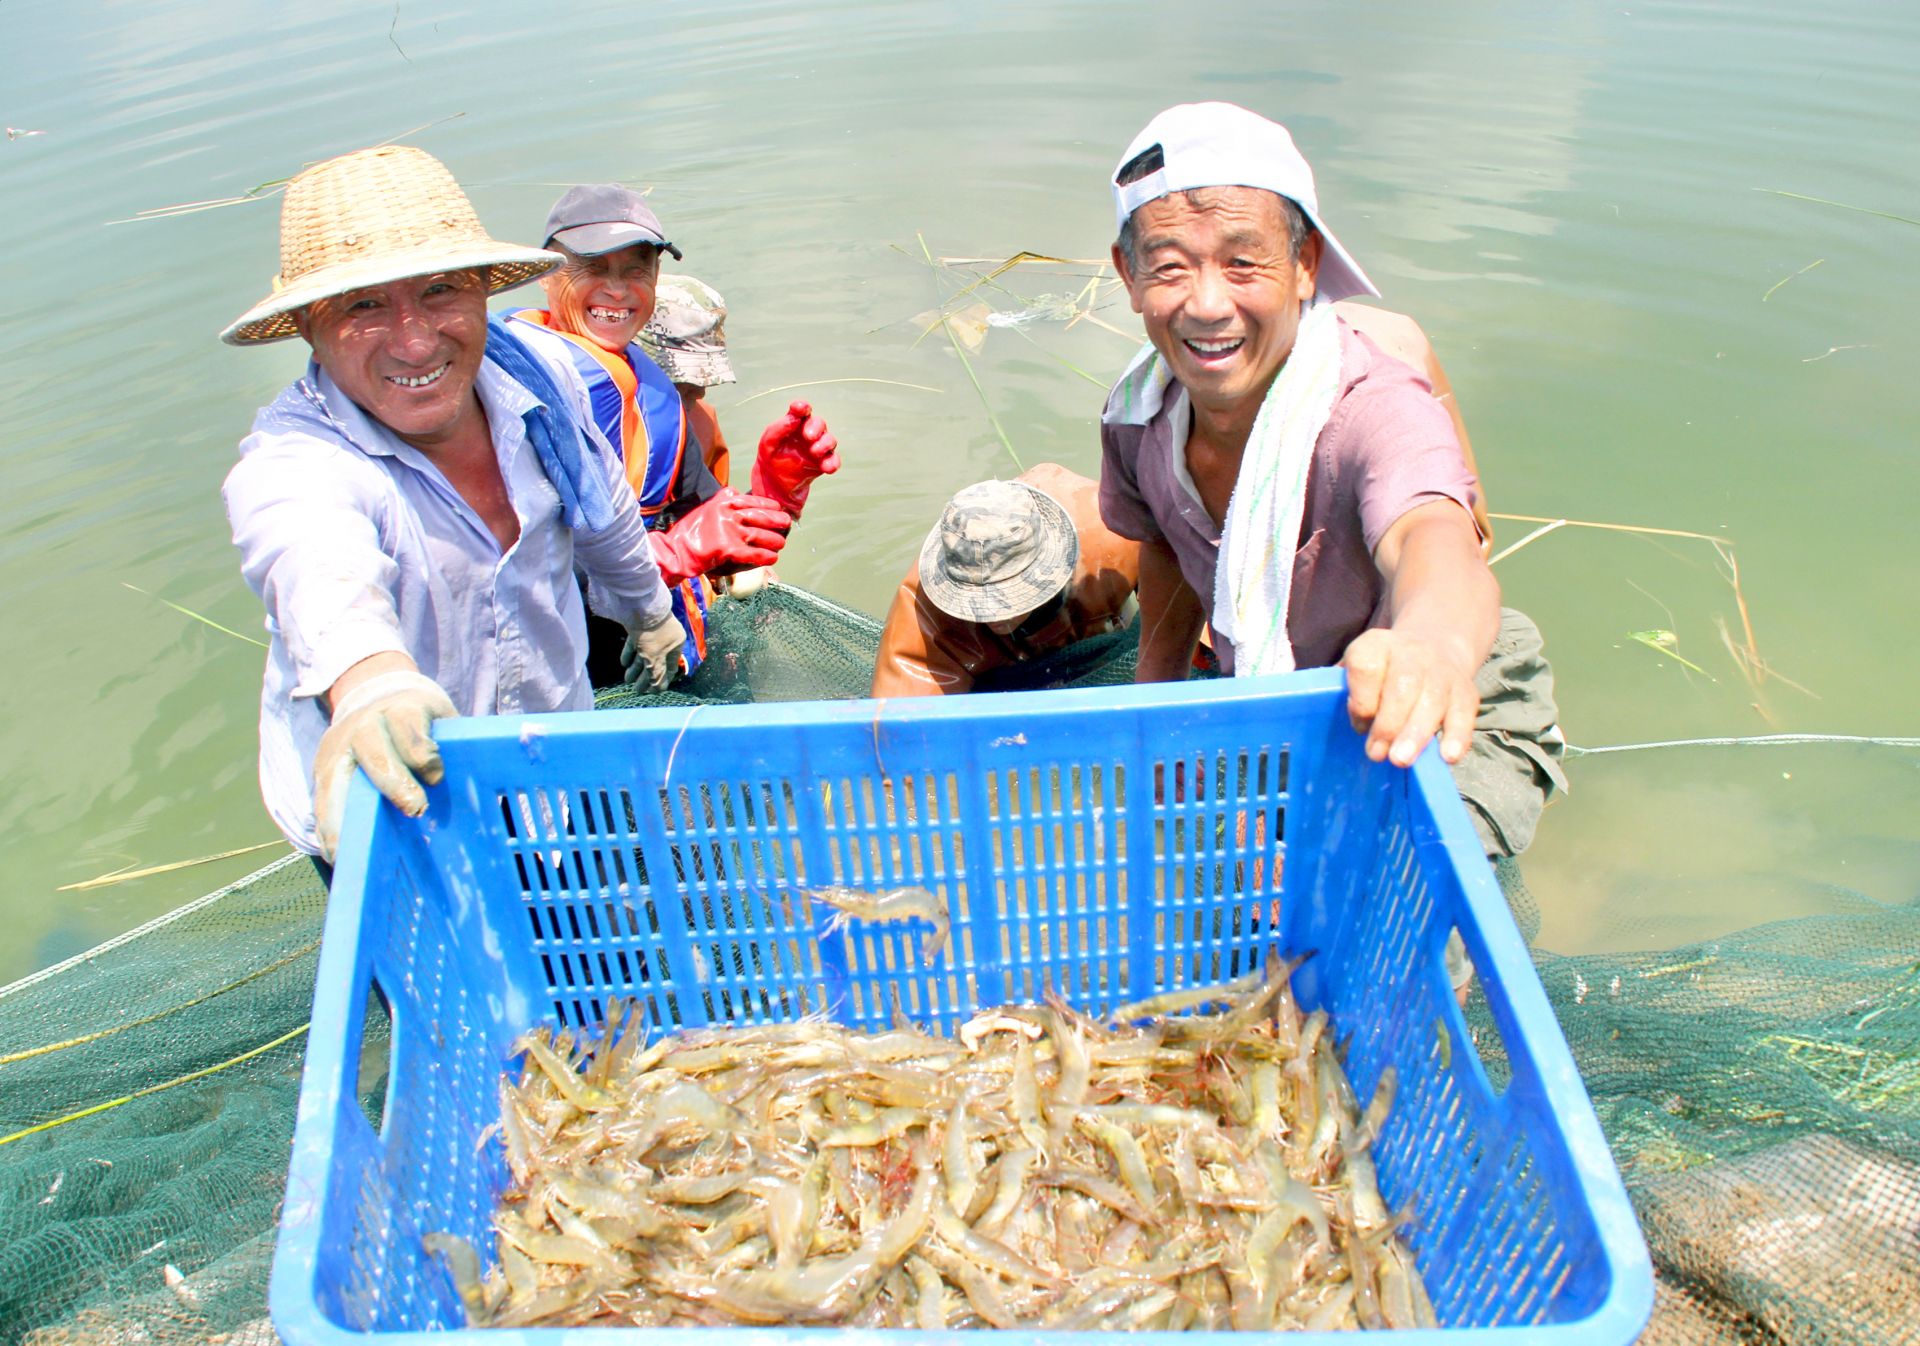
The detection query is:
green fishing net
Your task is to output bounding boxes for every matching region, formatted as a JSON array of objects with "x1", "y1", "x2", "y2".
[{"x1": 2, "y1": 583, "x2": 1913, "y2": 1345}]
